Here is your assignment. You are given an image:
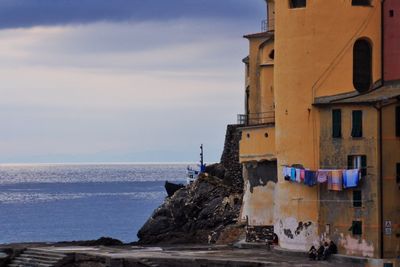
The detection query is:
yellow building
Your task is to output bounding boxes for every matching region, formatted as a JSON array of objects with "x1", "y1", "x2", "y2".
[{"x1": 239, "y1": 0, "x2": 400, "y2": 259}]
